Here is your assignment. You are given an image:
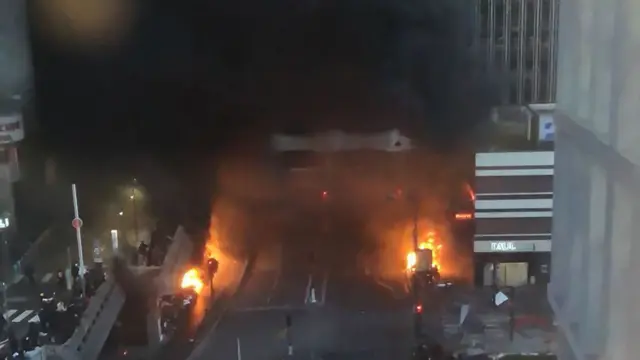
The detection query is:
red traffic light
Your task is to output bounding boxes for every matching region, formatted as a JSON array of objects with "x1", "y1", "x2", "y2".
[
  {"x1": 414, "y1": 304, "x2": 423, "y2": 313},
  {"x1": 321, "y1": 191, "x2": 328, "y2": 200}
]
